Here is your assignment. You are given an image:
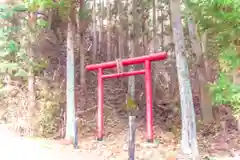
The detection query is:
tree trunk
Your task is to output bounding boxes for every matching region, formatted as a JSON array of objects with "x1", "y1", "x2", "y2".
[
  {"x1": 118, "y1": 1, "x2": 124, "y2": 59},
  {"x1": 152, "y1": 0, "x2": 157, "y2": 51},
  {"x1": 65, "y1": 17, "x2": 76, "y2": 142},
  {"x1": 152, "y1": 0, "x2": 158, "y2": 99},
  {"x1": 152, "y1": 0, "x2": 167, "y2": 102},
  {"x1": 92, "y1": 0, "x2": 97, "y2": 62},
  {"x1": 79, "y1": 34, "x2": 85, "y2": 99},
  {"x1": 170, "y1": 0, "x2": 199, "y2": 158},
  {"x1": 27, "y1": 69, "x2": 36, "y2": 133},
  {"x1": 168, "y1": 1, "x2": 178, "y2": 99},
  {"x1": 107, "y1": 0, "x2": 111, "y2": 61},
  {"x1": 77, "y1": 2, "x2": 86, "y2": 108},
  {"x1": 160, "y1": 1, "x2": 164, "y2": 50},
  {"x1": 140, "y1": 1, "x2": 148, "y2": 56},
  {"x1": 237, "y1": 118, "x2": 240, "y2": 133},
  {"x1": 128, "y1": 0, "x2": 136, "y2": 99},
  {"x1": 201, "y1": 32, "x2": 210, "y2": 80},
  {"x1": 27, "y1": 12, "x2": 37, "y2": 135},
  {"x1": 188, "y1": 18, "x2": 213, "y2": 123},
  {"x1": 98, "y1": 0, "x2": 104, "y2": 55}
]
